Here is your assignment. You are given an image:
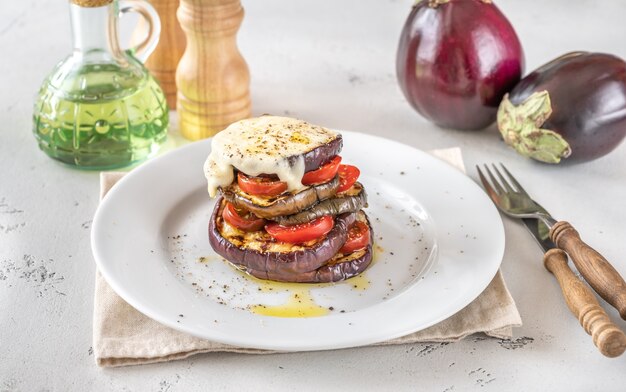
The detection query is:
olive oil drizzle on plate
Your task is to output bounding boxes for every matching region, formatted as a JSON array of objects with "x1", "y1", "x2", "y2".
[
  {"x1": 225, "y1": 259, "x2": 372, "y2": 318},
  {"x1": 250, "y1": 289, "x2": 329, "y2": 318}
]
